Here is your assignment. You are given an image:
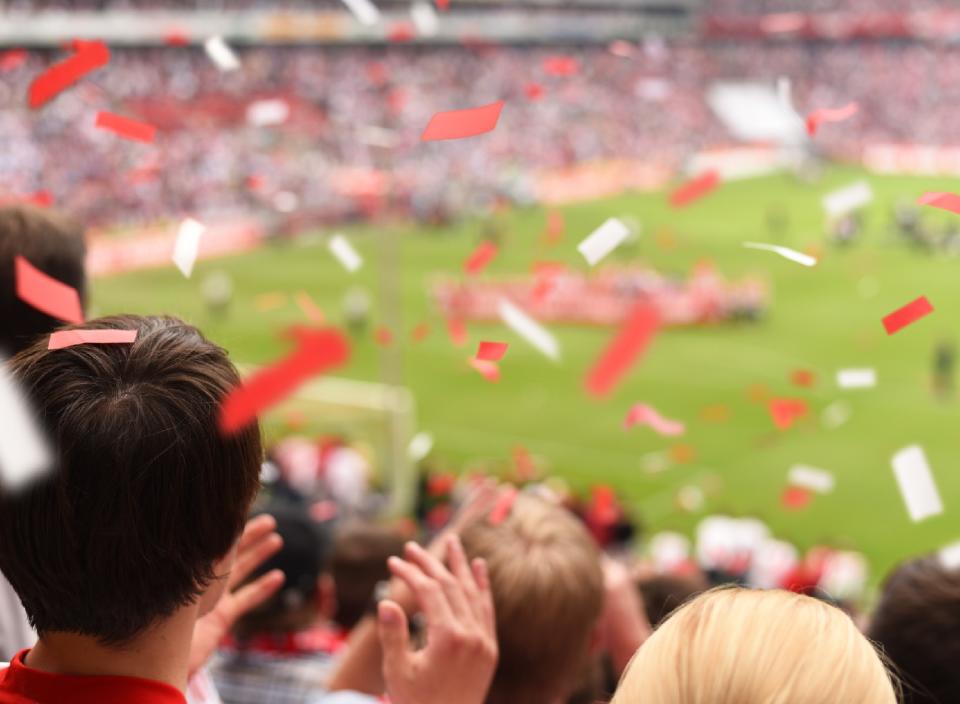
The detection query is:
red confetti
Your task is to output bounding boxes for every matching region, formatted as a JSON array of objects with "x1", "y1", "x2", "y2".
[
  {"x1": 584, "y1": 304, "x2": 660, "y2": 397},
  {"x1": 488, "y1": 486, "x2": 518, "y2": 525},
  {"x1": 375, "y1": 327, "x2": 393, "y2": 346},
  {"x1": 782, "y1": 485, "x2": 812, "y2": 510},
  {"x1": 435, "y1": 0, "x2": 449, "y2": 9},
  {"x1": 768, "y1": 398, "x2": 809, "y2": 430},
  {"x1": 387, "y1": 22, "x2": 416, "y2": 43},
  {"x1": 524, "y1": 82, "x2": 545, "y2": 101},
  {"x1": 806, "y1": 102, "x2": 858, "y2": 136},
  {"x1": 28, "y1": 40, "x2": 109, "y2": 109},
  {"x1": 15, "y1": 256, "x2": 84, "y2": 324},
  {"x1": 882, "y1": 296, "x2": 934, "y2": 335},
  {"x1": 463, "y1": 240, "x2": 498, "y2": 275},
  {"x1": 95, "y1": 111, "x2": 157, "y2": 143},
  {"x1": 476, "y1": 341, "x2": 508, "y2": 362},
  {"x1": 421, "y1": 100, "x2": 505, "y2": 141},
  {"x1": 163, "y1": 29, "x2": 190, "y2": 46},
  {"x1": 219, "y1": 327, "x2": 350, "y2": 435},
  {"x1": 26, "y1": 191, "x2": 52, "y2": 207},
  {"x1": 0, "y1": 49, "x2": 27, "y2": 72},
  {"x1": 542, "y1": 56, "x2": 579, "y2": 76},
  {"x1": 411, "y1": 322, "x2": 431, "y2": 342},
  {"x1": 48, "y1": 329, "x2": 137, "y2": 350},
  {"x1": 469, "y1": 357, "x2": 500, "y2": 382},
  {"x1": 294, "y1": 291, "x2": 324, "y2": 324},
  {"x1": 669, "y1": 170, "x2": 720, "y2": 208},
  {"x1": 790, "y1": 369, "x2": 816, "y2": 388},
  {"x1": 447, "y1": 317, "x2": 467, "y2": 347},
  {"x1": 512, "y1": 446, "x2": 536, "y2": 481},
  {"x1": 918, "y1": 192, "x2": 960, "y2": 215}
]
